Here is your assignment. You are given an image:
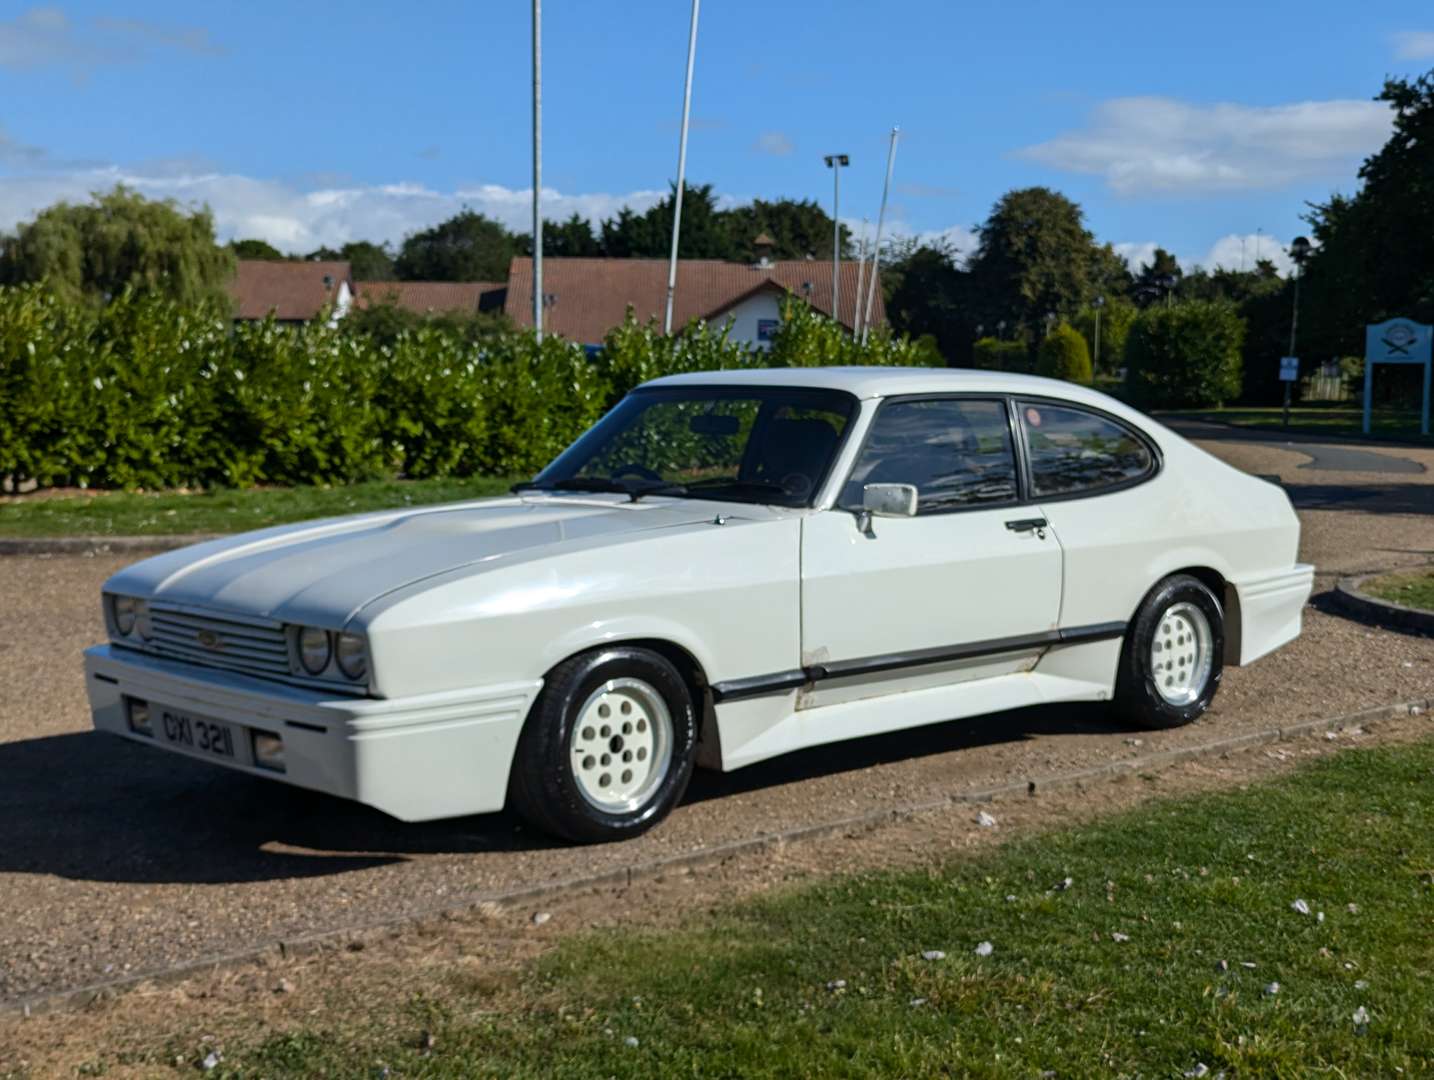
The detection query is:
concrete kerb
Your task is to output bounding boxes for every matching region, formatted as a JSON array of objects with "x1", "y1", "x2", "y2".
[
  {"x1": 0, "y1": 535, "x2": 218, "y2": 557},
  {"x1": 7, "y1": 694, "x2": 1432, "y2": 1020},
  {"x1": 1331, "y1": 569, "x2": 1434, "y2": 635}
]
